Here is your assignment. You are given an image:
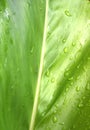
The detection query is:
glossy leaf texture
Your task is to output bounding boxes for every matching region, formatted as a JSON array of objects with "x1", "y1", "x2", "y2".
[
  {"x1": 0, "y1": 0, "x2": 45, "y2": 130},
  {"x1": 0, "y1": 0, "x2": 90, "y2": 130},
  {"x1": 35, "y1": 0, "x2": 90, "y2": 130}
]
